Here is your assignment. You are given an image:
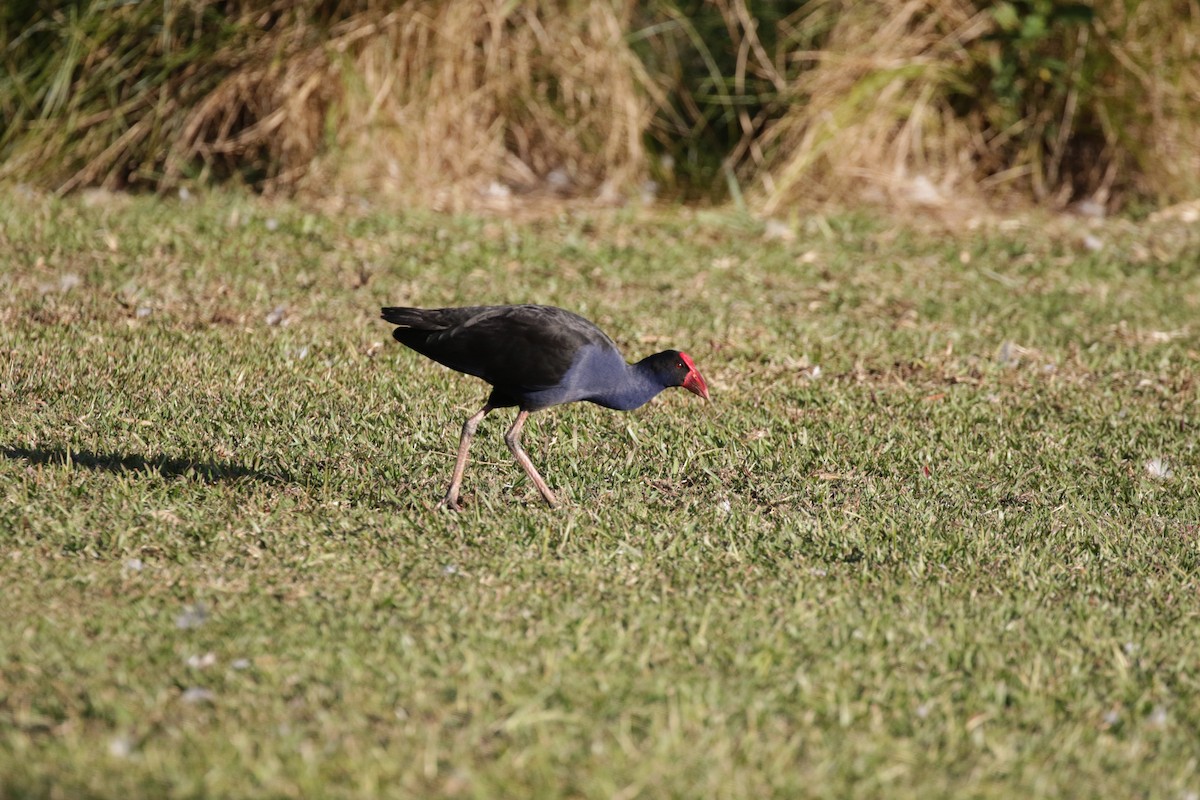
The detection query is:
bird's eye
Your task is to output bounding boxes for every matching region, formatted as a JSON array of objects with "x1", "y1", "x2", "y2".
[{"x1": 676, "y1": 362, "x2": 685, "y2": 370}]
